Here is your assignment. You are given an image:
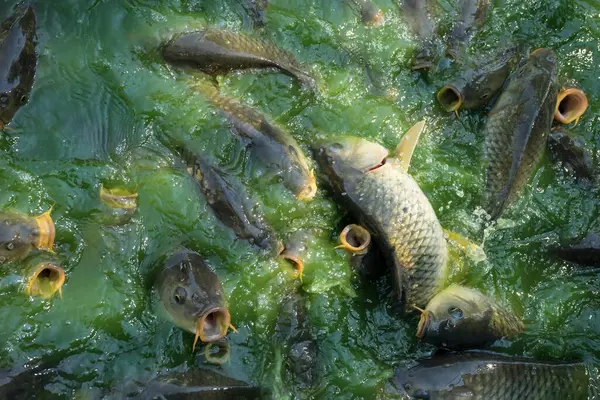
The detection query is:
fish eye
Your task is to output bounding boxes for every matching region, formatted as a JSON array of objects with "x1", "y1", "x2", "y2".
[
  {"x1": 20, "y1": 95, "x2": 27, "y2": 104},
  {"x1": 173, "y1": 287, "x2": 187, "y2": 305},
  {"x1": 403, "y1": 383, "x2": 412, "y2": 391},
  {"x1": 546, "y1": 54, "x2": 555, "y2": 63},
  {"x1": 329, "y1": 143, "x2": 344, "y2": 153},
  {"x1": 448, "y1": 306, "x2": 463, "y2": 319},
  {"x1": 480, "y1": 90, "x2": 491, "y2": 99},
  {"x1": 0, "y1": 94, "x2": 8, "y2": 103},
  {"x1": 5, "y1": 242, "x2": 14, "y2": 251}
]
